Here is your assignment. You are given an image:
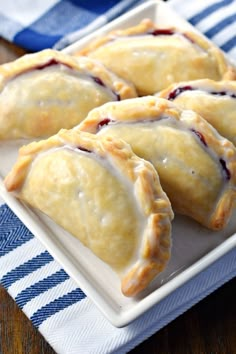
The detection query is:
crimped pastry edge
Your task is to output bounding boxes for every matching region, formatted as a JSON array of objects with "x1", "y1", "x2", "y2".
[
  {"x1": 76, "y1": 18, "x2": 236, "y2": 81},
  {"x1": 78, "y1": 96, "x2": 236, "y2": 230},
  {"x1": 4, "y1": 128, "x2": 173, "y2": 297},
  {"x1": 0, "y1": 49, "x2": 137, "y2": 100}
]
